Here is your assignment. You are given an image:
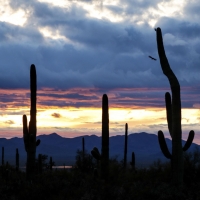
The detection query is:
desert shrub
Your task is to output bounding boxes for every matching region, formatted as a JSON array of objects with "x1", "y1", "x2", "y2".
[{"x1": 75, "y1": 150, "x2": 95, "y2": 173}]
